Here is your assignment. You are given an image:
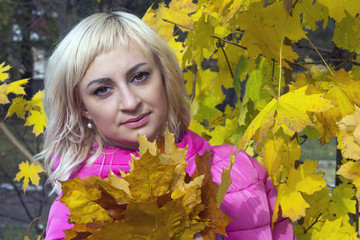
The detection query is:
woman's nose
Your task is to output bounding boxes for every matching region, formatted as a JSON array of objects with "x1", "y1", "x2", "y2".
[{"x1": 118, "y1": 86, "x2": 141, "y2": 111}]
